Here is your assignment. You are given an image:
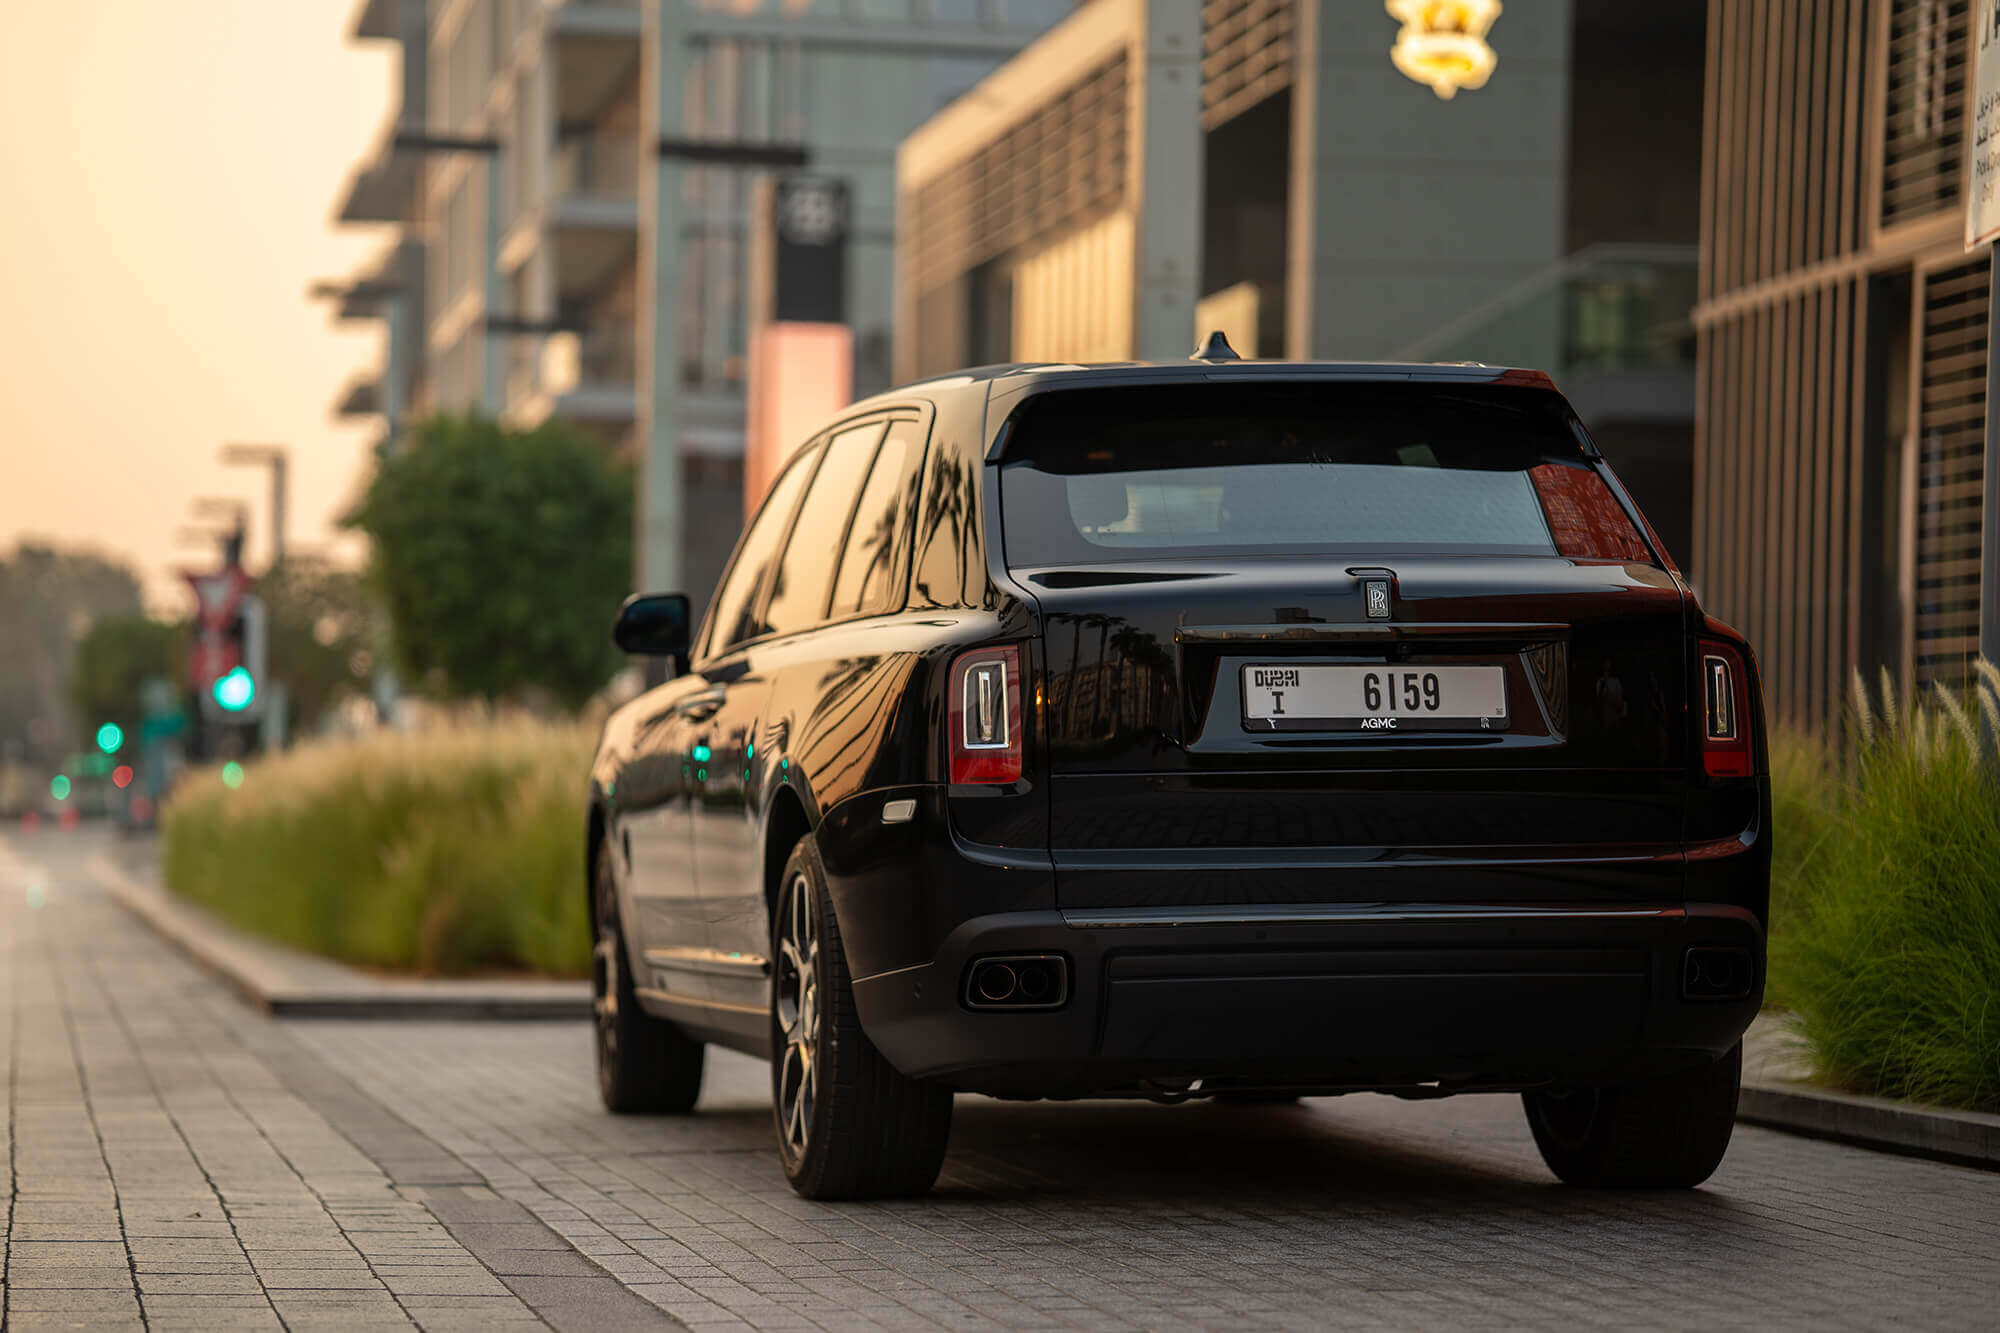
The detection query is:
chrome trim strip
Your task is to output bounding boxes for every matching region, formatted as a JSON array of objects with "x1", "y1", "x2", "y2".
[
  {"x1": 644, "y1": 947, "x2": 771, "y2": 978},
  {"x1": 1061, "y1": 904, "x2": 1685, "y2": 930},
  {"x1": 1175, "y1": 622, "x2": 1567, "y2": 644},
  {"x1": 634, "y1": 986, "x2": 768, "y2": 1019}
]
